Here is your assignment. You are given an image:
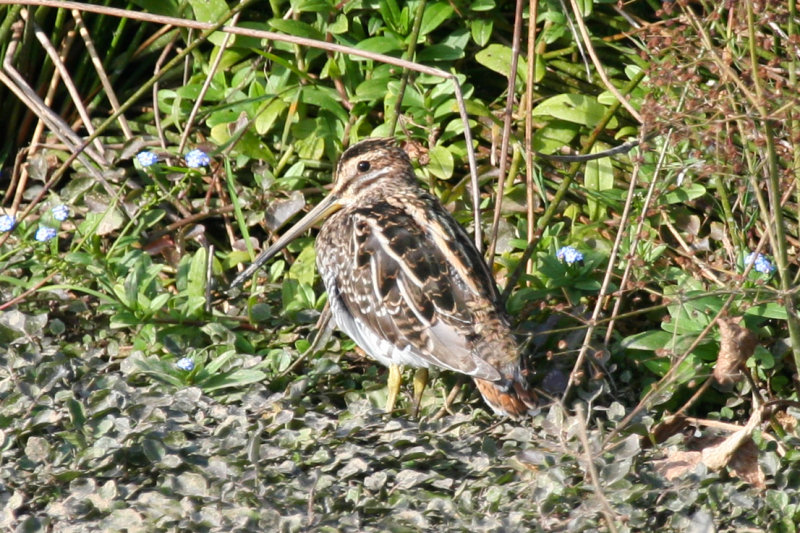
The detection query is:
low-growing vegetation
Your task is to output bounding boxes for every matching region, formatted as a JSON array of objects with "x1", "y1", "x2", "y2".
[{"x1": 1, "y1": 0, "x2": 799, "y2": 531}]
